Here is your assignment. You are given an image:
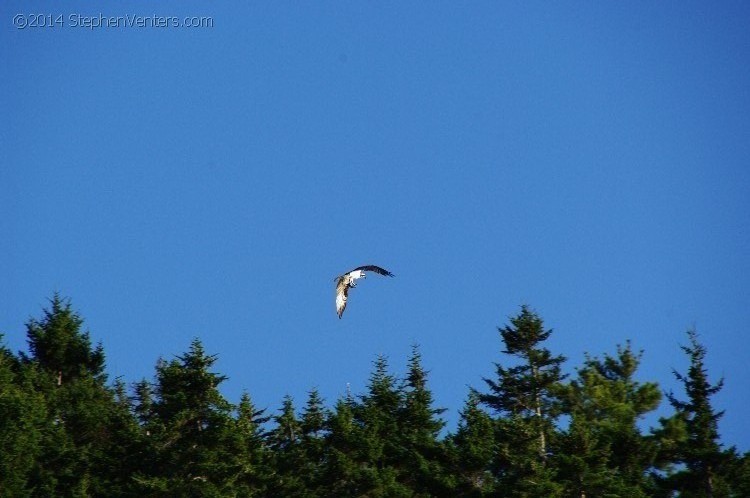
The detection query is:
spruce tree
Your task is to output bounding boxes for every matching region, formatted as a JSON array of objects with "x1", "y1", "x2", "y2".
[
  {"x1": 299, "y1": 388, "x2": 329, "y2": 492},
  {"x1": 234, "y1": 391, "x2": 271, "y2": 496},
  {"x1": 449, "y1": 392, "x2": 497, "y2": 496},
  {"x1": 94, "y1": 378, "x2": 143, "y2": 497},
  {"x1": 320, "y1": 394, "x2": 362, "y2": 496},
  {"x1": 24, "y1": 293, "x2": 105, "y2": 386},
  {"x1": 478, "y1": 305, "x2": 566, "y2": 497},
  {"x1": 134, "y1": 339, "x2": 240, "y2": 497},
  {"x1": 558, "y1": 342, "x2": 661, "y2": 497},
  {"x1": 21, "y1": 295, "x2": 131, "y2": 497},
  {"x1": 356, "y1": 354, "x2": 411, "y2": 496},
  {"x1": 0, "y1": 338, "x2": 47, "y2": 497},
  {"x1": 660, "y1": 330, "x2": 730, "y2": 497},
  {"x1": 398, "y1": 345, "x2": 451, "y2": 496},
  {"x1": 268, "y1": 395, "x2": 306, "y2": 496}
]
